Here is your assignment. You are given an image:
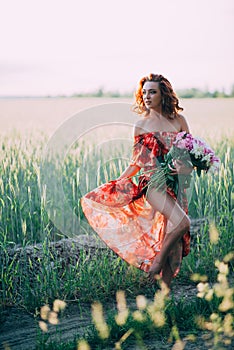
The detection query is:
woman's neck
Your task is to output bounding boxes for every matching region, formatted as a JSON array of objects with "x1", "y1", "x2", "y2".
[{"x1": 148, "y1": 108, "x2": 165, "y2": 119}]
